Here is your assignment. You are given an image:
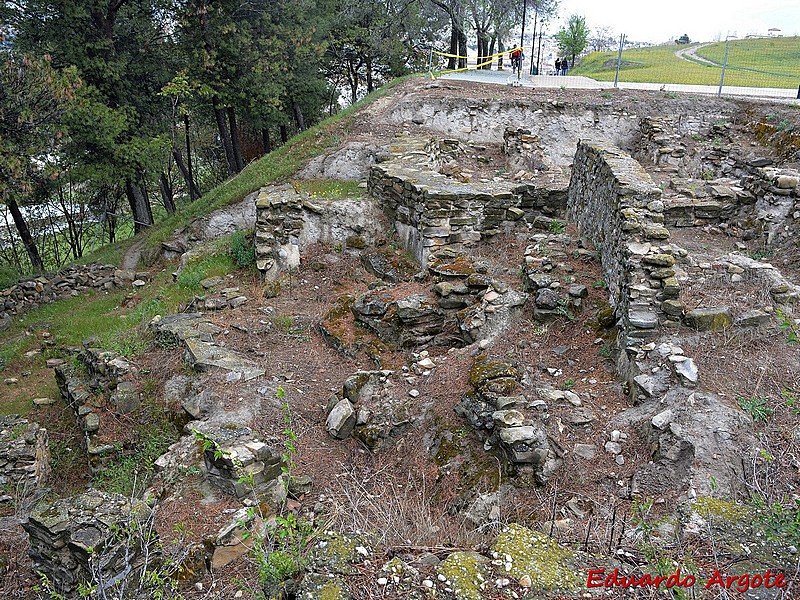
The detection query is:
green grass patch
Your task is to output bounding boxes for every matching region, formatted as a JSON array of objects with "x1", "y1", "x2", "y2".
[
  {"x1": 0, "y1": 264, "x2": 21, "y2": 289},
  {"x1": 229, "y1": 230, "x2": 256, "y2": 269},
  {"x1": 573, "y1": 39, "x2": 800, "y2": 88},
  {"x1": 93, "y1": 405, "x2": 179, "y2": 496},
  {"x1": 291, "y1": 179, "x2": 364, "y2": 199},
  {"x1": 6, "y1": 266, "x2": 213, "y2": 358},
  {"x1": 0, "y1": 335, "x2": 37, "y2": 369},
  {"x1": 176, "y1": 251, "x2": 236, "y2": 289}
]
